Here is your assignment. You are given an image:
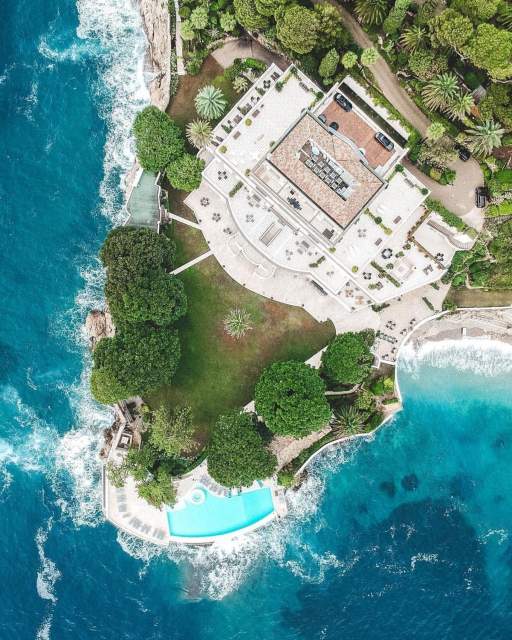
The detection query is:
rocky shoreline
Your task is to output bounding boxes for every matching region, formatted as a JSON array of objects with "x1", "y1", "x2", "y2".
[{"x1": 87, "y1": 0, "x2": 173, "y2": 457}]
